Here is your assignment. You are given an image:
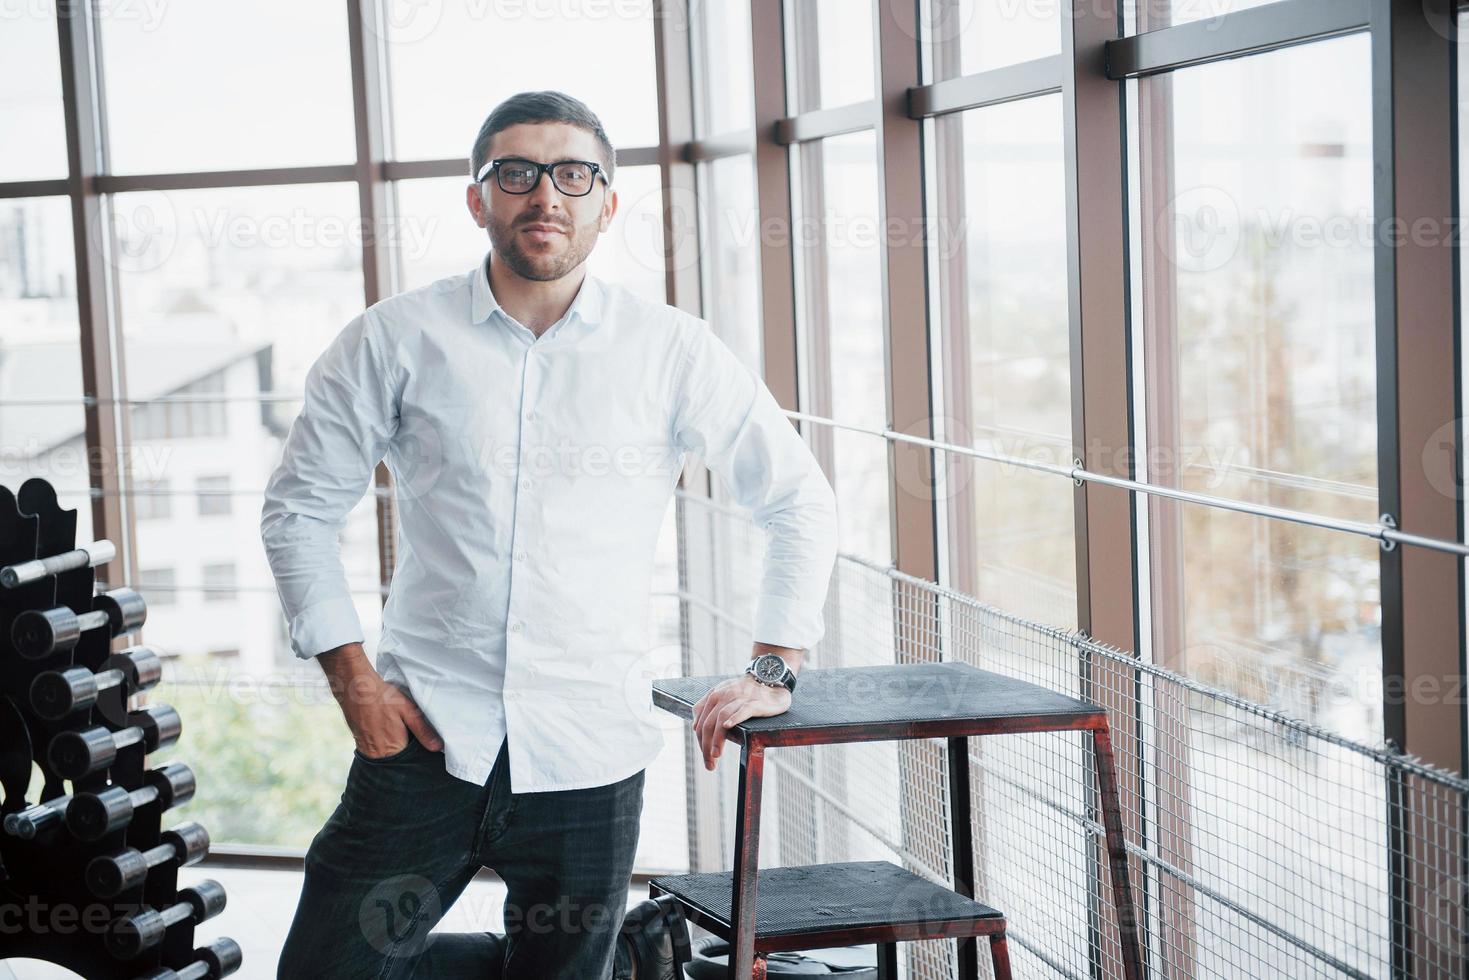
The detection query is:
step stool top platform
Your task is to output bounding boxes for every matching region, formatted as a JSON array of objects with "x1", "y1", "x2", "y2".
[{"x1": 652, "y1": 661, "x2": 1102, "y2": 745}]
